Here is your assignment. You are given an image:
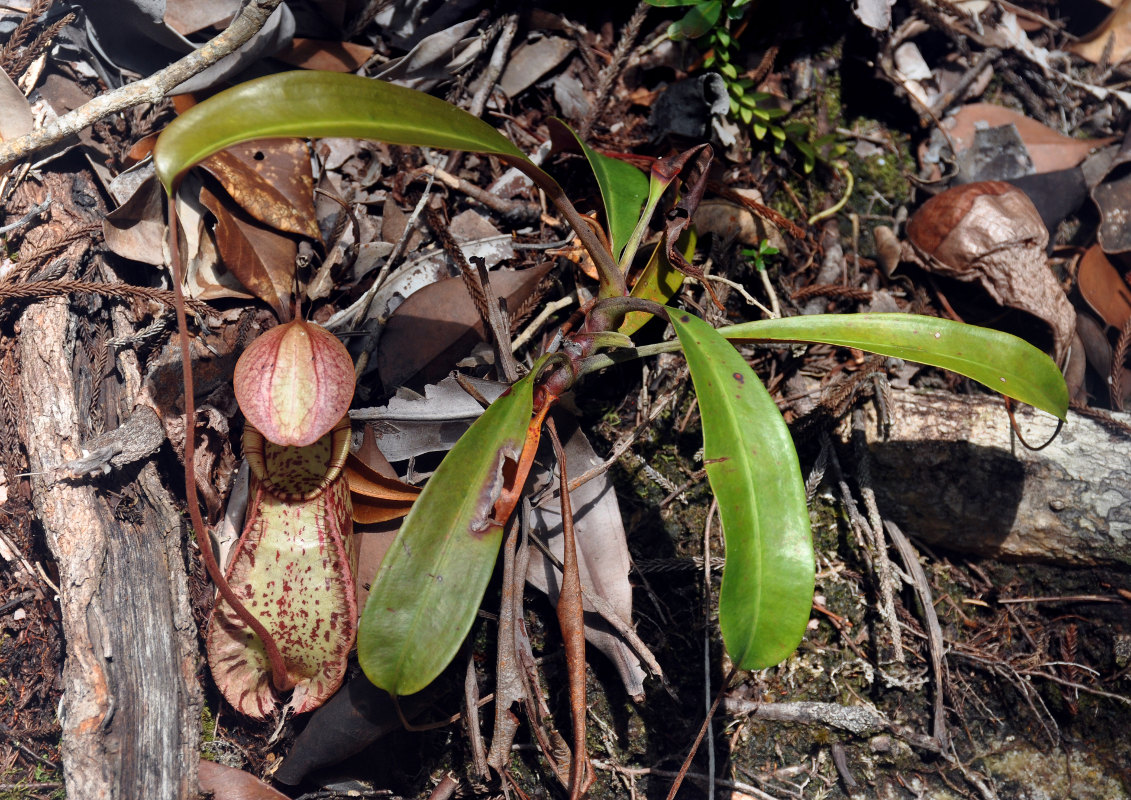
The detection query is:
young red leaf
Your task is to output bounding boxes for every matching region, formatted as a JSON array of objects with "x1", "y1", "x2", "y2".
[{"x1": 234, "y1": 318, "x2": 355, "y2": 447}]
